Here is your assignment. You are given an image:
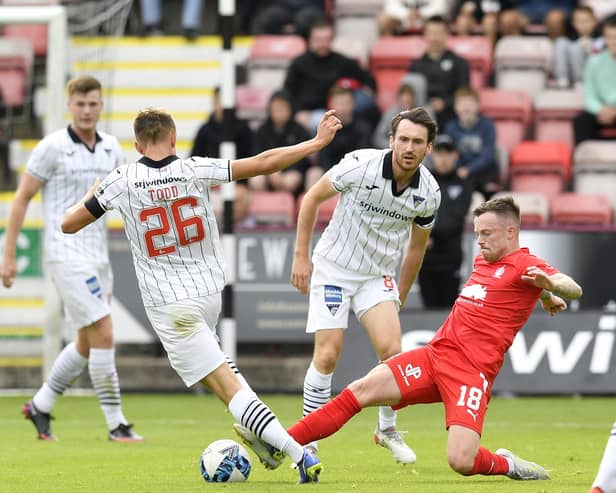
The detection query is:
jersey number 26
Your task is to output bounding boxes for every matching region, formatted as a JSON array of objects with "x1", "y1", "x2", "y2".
[{"x1": 140, "y1": 197, "x2": 205, "y2": 257}]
